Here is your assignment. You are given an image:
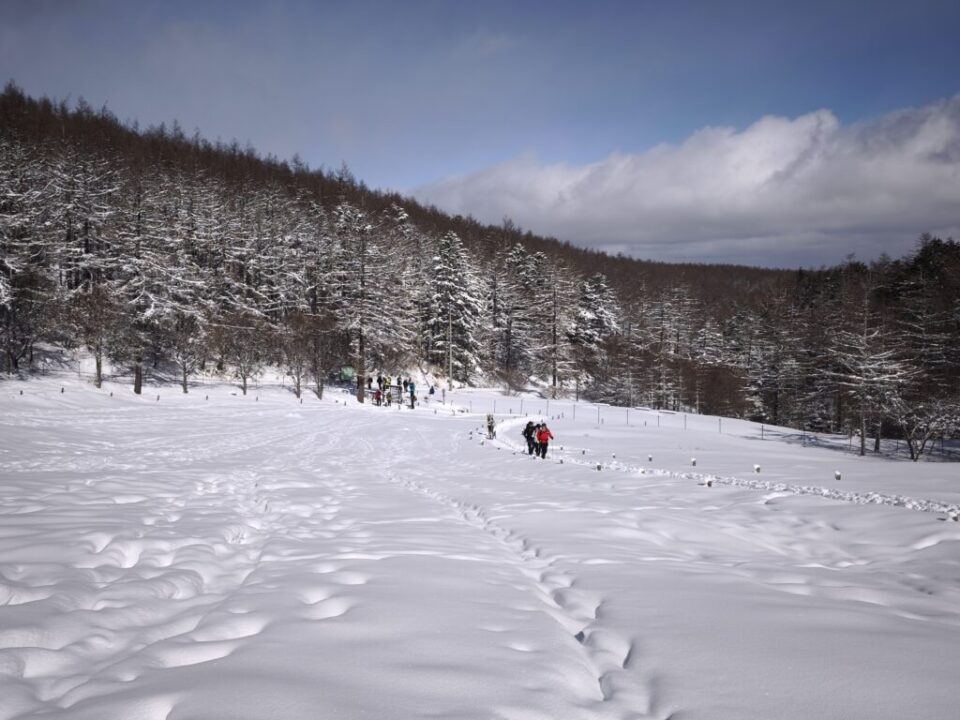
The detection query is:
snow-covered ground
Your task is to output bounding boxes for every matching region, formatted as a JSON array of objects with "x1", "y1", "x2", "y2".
[{"x1": 1, "y1": 374, "x2": 958, "y2": 719}]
